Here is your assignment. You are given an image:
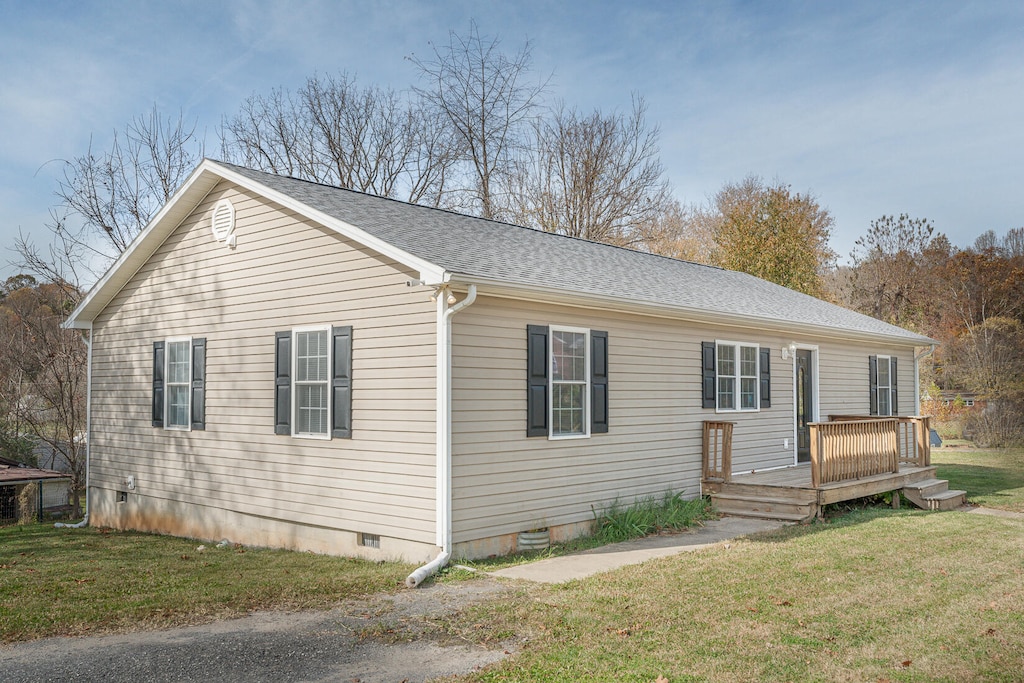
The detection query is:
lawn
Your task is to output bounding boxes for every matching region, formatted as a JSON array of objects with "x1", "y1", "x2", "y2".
[
  {"x1": 450, "y1": 509, "x2": 1024, "y2": 682},
  {"x1": 0, "y1": 524, "x2": 414, "y2": 642},
  {"x1": 932, "y1": 446, "x2": 1024, "y2": 512},
  {"x1": 3, "y1": 448, "x2": 1024, "y2": 681}
]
